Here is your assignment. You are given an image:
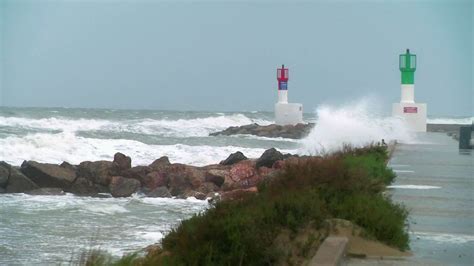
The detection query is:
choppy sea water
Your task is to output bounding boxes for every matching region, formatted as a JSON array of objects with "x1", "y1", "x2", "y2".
[{"x1": 0, "y1": 106, "x2": 472, "y2": 264}]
